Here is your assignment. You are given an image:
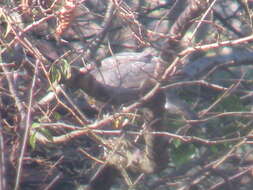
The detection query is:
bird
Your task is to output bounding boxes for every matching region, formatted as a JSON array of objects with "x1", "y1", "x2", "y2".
[
  {"x1": 66, "y1": 48, "x2": 161, "y2": 107},
  {"x1": 65, "y1": 48, "x2": 197, "y2": 190},
  {"x1": 65, "y1": 48, "x2": 196, "y2": 119}
]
